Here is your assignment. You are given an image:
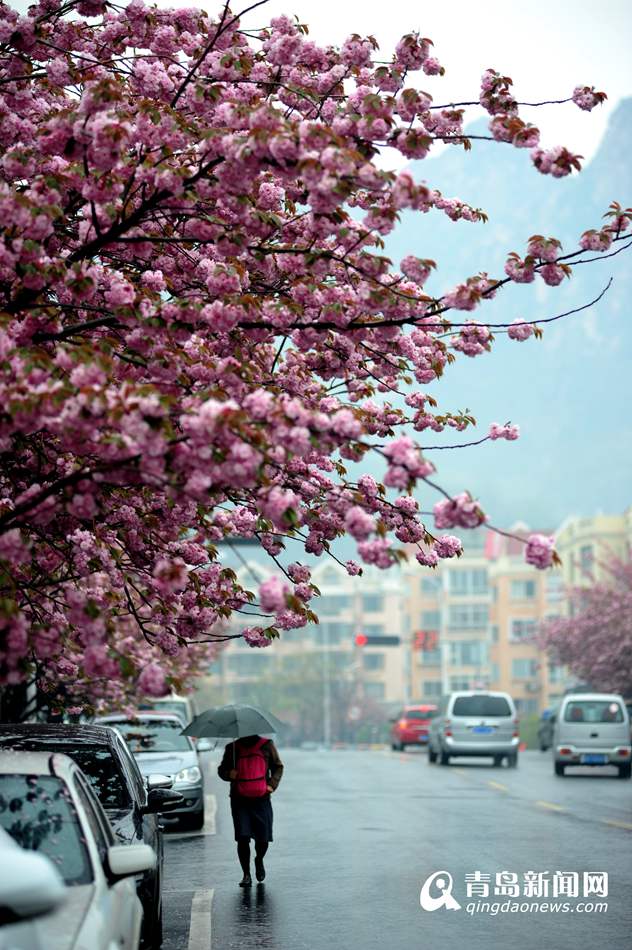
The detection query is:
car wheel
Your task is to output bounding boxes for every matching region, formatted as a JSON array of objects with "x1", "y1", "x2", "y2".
[
  {"x1": 507, "y1": 753, "x2": 518, "y2": 768},
  {"x1": 428, "y1": 746, "x2": 437, "y2": 764},
  {"x1": 554, "y1": 761, "x2": 565, "y2": 776},
  {"x1": 539, "y1": 742, "x2": 546, "y2": 752},
  {"x1": 618, "y1": 763, "x2": 631, "y2": 779},
  {"x1": 439, "y1": 747, "x2": 450, "y2": 766},
  {"x1": 391, "y1": 743, "x2": 398, "y2": 751},
  {"x1": 493, "y1": 755, "x2": 503, "y2": 767},
  {"x1": 186, "y1": 809, "x2": 205, "y2": 831}
]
